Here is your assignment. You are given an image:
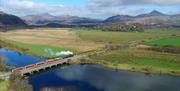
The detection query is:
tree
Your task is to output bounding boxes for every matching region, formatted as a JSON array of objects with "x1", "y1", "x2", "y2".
[
  {"x1": 95, "y1": 23, "x2": 144, "y2": 32},
  {"x1": 0, "y1": 56, "x2": 5, "y2": 68},
  {"x1": 8, "y1": 73, "x2": 33, "y2": 91}
]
